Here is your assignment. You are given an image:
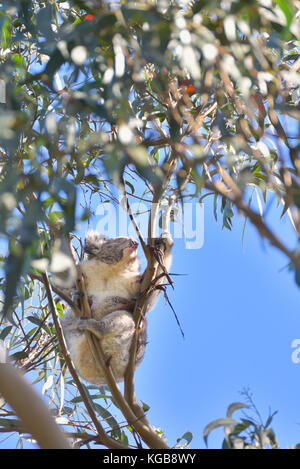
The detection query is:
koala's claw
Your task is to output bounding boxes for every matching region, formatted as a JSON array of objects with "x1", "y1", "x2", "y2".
[
  {"x1": 73, "y1": 290, "x2": 84, "y2": 299},
  {"x1": 72, "y1": 290, "x2": 84, "y2": 308},
  {"x1": 154, "y1": 234, "x2": 173, "y2": 252},
  {"x1": 77, "y1": 317, "x2": 93, "y2": 333}
]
